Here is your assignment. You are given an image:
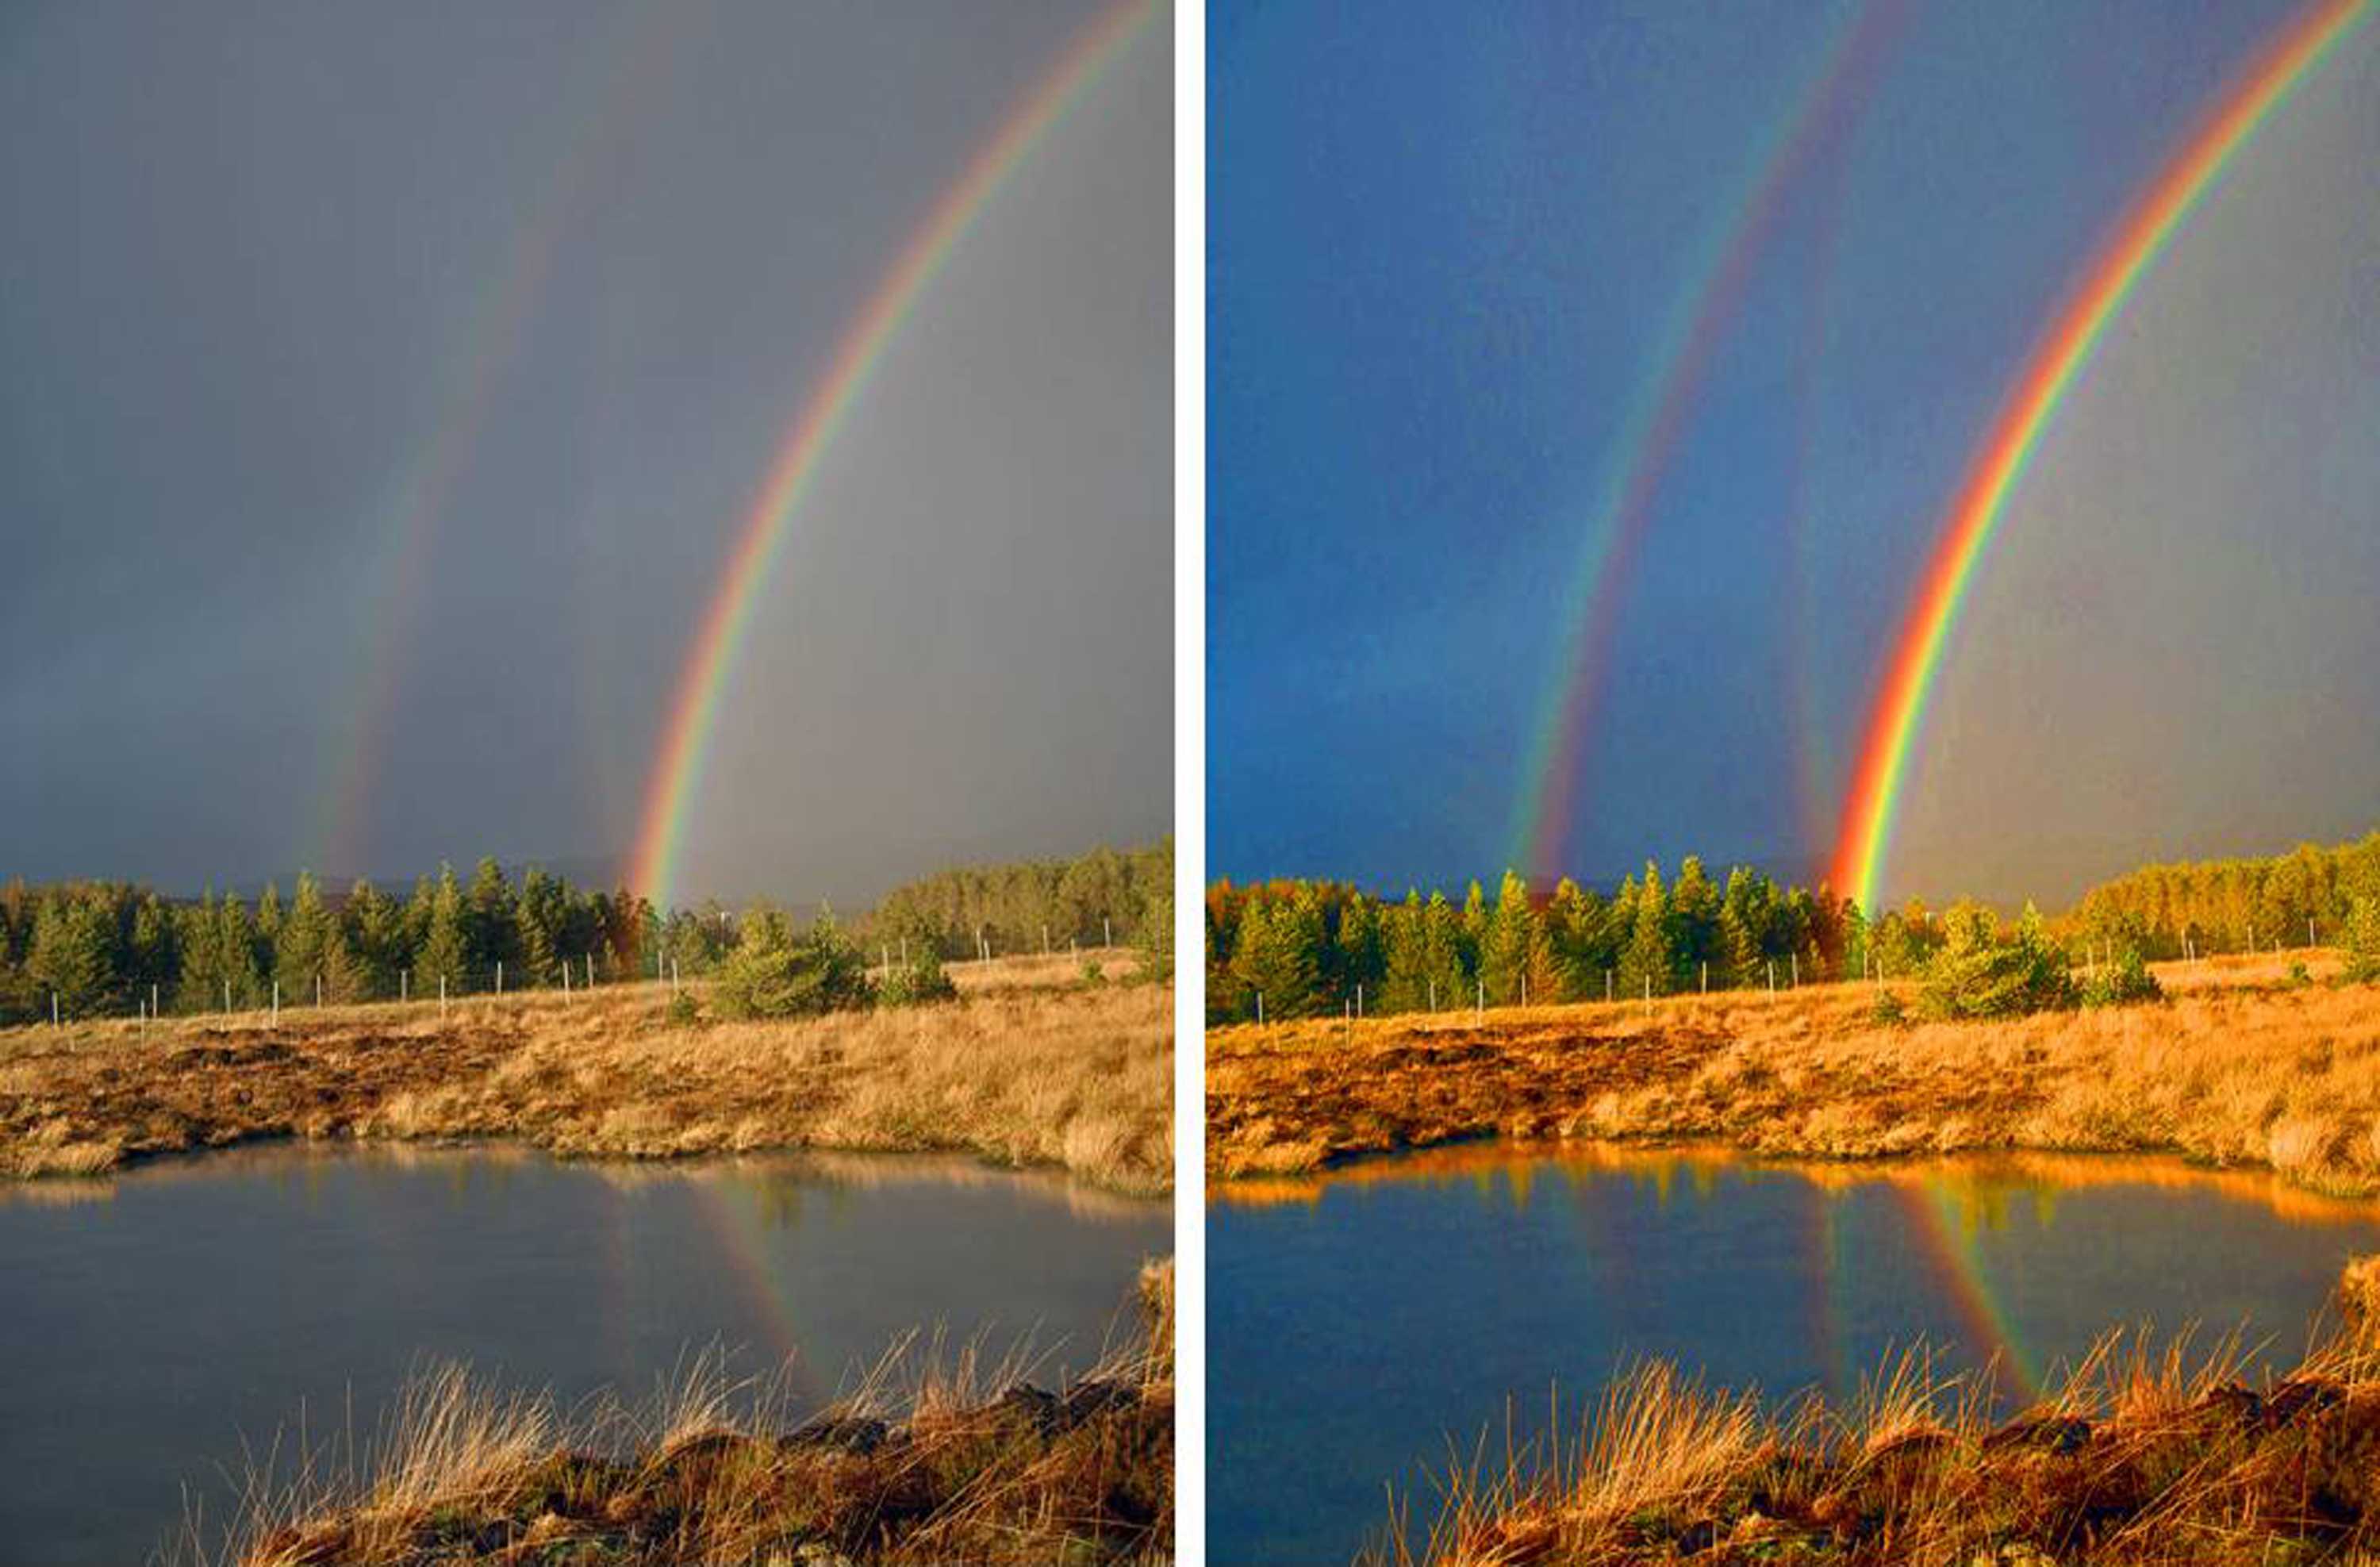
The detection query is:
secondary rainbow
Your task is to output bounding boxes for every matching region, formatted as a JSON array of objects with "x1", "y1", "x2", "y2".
[
  {"x1": 1831, "y1": 0, "x2": 2371, "y2": 914},
  {"x1": 1514, "y1": 0, "x2": 1909, "y2": 881},
  {"x1": 308, "y1": 6, "x2": 689, "y2": 877},
  {"x1": 628, "y1": 0, "x2": 1157, "y2": 908}
]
